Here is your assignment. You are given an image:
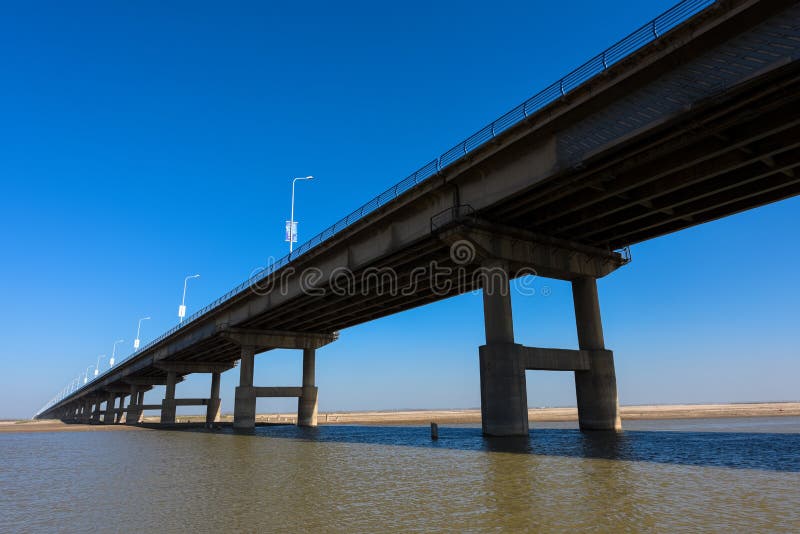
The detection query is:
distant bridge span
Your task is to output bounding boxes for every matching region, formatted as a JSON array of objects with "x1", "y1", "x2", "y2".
[{"x1": 39, "y1": 0, "x2": 800, "y2": 436}]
